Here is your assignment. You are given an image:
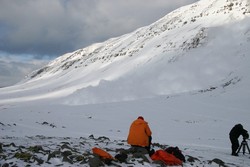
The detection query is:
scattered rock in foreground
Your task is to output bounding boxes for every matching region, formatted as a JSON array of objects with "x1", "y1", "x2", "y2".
[{"x1": 0, "y1": 135, "x2": 239, "y2": 167}]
